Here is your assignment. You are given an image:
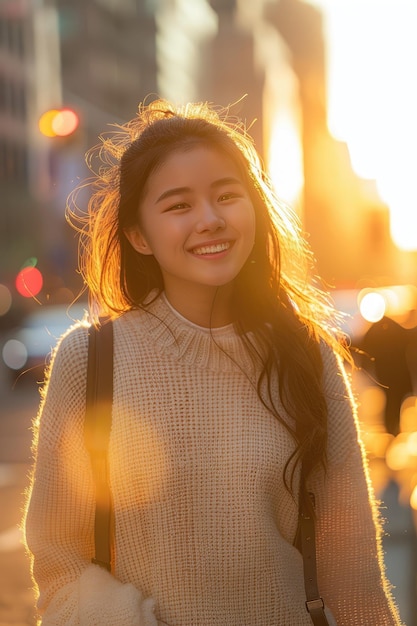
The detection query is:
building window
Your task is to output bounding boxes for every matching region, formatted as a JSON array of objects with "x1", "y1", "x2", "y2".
[
  {"x1": 0, "y1": 74, "x2": 26, "y2": 118},
  {"x1": 0, "y1": 139, "x2": 28, "y2": 184},
  {"x1": 0, "y1": 17, "x2": 25, "y2": 57}
]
